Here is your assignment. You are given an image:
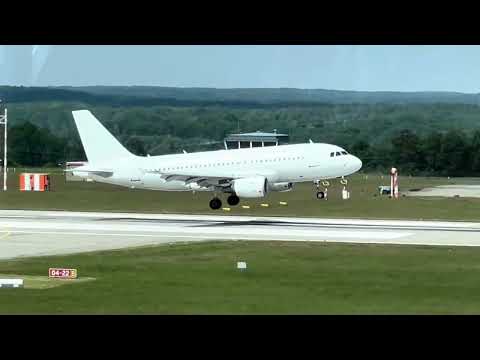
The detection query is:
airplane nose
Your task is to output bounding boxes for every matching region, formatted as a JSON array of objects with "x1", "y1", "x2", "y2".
[
  {"x1": 354, "y1": 156, "x2": 362, "y2": 171},
  {"x1": 349, "y1": 155, "x2": 362, "y2": 172}
]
